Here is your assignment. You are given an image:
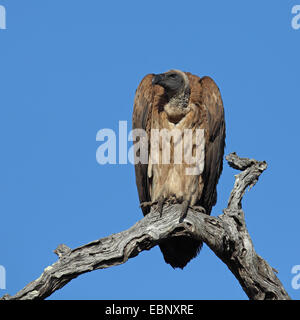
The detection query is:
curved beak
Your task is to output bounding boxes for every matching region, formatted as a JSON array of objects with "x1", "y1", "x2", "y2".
[{"x1": 152, "y1": 73, "x2": 165, "y2": 86}]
